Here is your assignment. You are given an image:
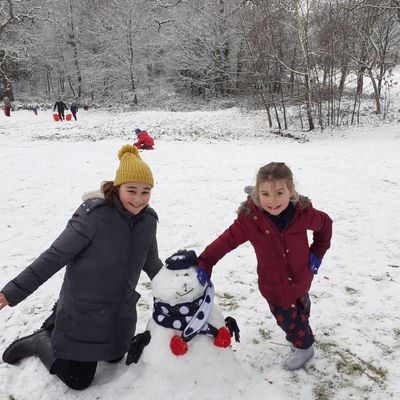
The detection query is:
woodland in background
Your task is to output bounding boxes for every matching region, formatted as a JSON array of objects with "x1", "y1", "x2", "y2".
[{"x1": 1, "y1": 0, "x2": 400, "y2": 130}]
